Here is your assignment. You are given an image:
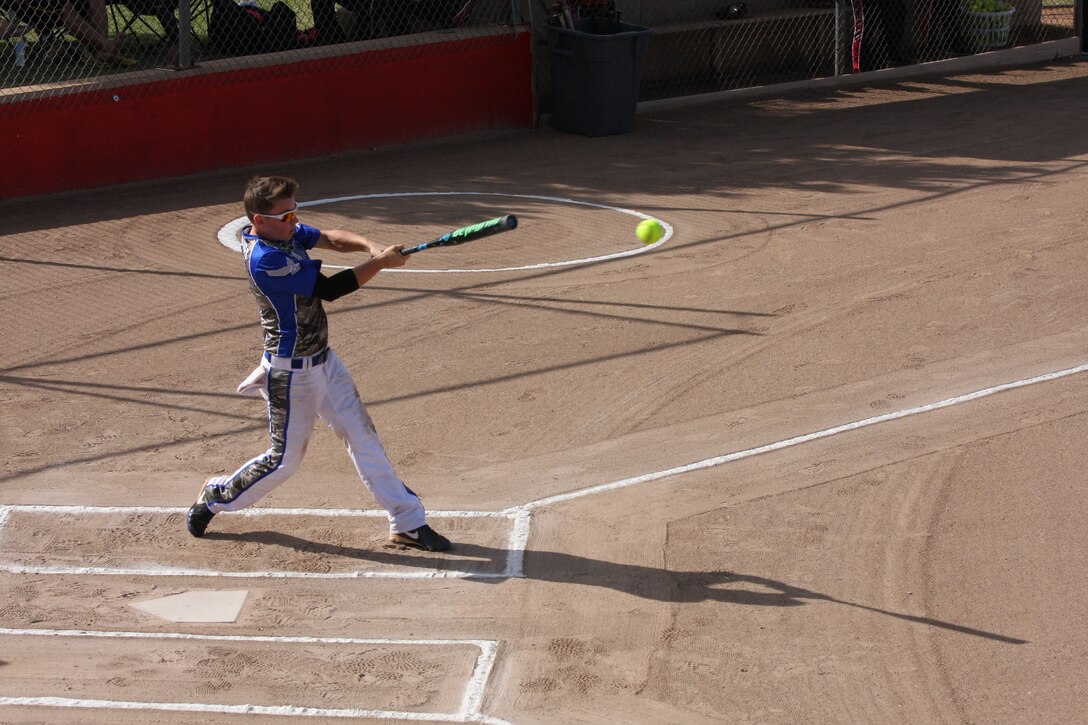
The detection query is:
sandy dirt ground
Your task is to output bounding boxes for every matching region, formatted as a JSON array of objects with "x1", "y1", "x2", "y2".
[{"x1": 2, "y1": 58, "x2": 1088, "y2": 724}]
